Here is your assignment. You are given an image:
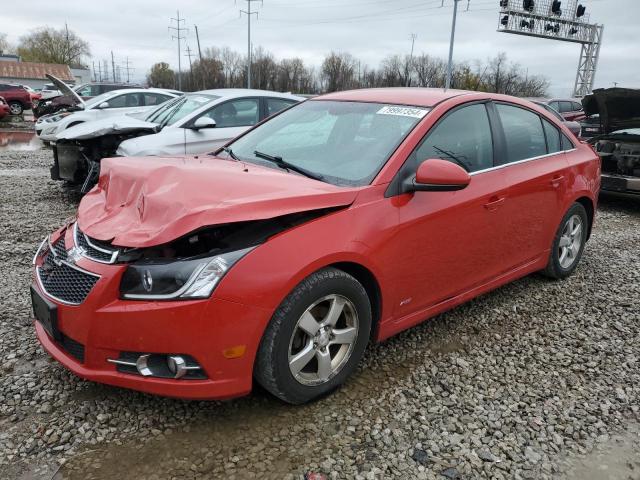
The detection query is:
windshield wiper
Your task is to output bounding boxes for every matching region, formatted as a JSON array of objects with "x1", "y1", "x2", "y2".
[
  {"x1": 221, "y1": 146, "x2": 240, "y2": 161},
  {"x1": 253, "y1": 150, "x2": 324, "y2": 181},
  {"x1": 432, "y1": 146, "x2": 471, "y2": 172}
]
